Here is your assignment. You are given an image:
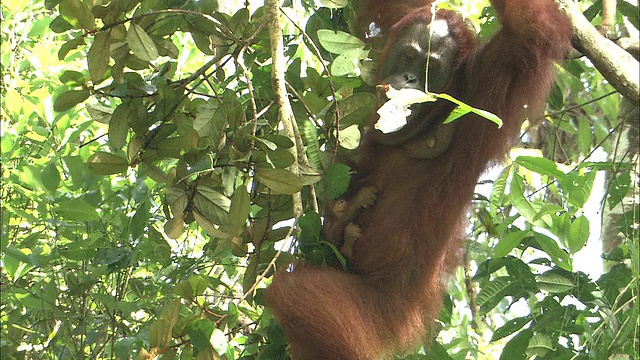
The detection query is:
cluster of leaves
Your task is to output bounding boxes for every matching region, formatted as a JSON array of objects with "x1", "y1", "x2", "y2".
[{"x1": 1, "y1": 0, "x2": 637, "y2": 359}]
